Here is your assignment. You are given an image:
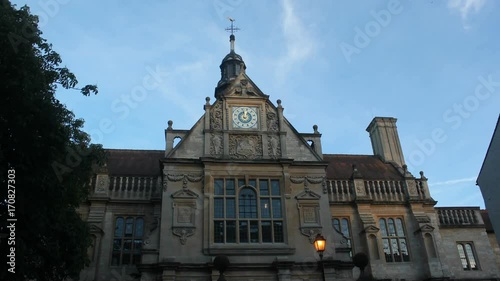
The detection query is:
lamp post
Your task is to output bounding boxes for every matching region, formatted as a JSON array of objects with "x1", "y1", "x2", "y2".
[{"x1": 314, "y1": 234, "x2": 326, "y2": 281}]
